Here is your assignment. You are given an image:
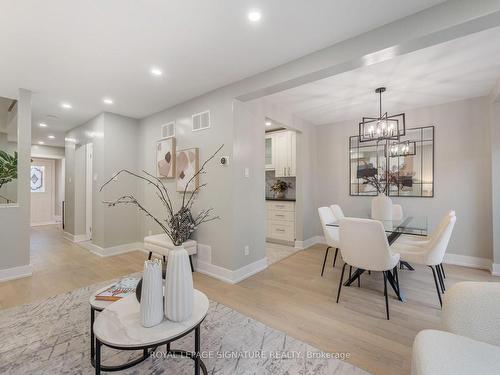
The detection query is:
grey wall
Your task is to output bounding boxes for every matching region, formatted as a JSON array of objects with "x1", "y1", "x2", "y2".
[
  {"x1": 65, "y1": 112, "x2": 140, "y2": 249},
  {"x1": 138, "y1": 91, "x2": 235, "y2": 269},
  {"x1": 315, "y1": 96, "x2": 493, "y2": 260},
  {"x1": 490, "y1": 100, "x2": 500, "y2": 269},
  {"x1": 0, "y1": 89, "x2": 31, "y2": 273},
  {"x1": 31, "y1": 144, "x2": 65, "y2": 159}
]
